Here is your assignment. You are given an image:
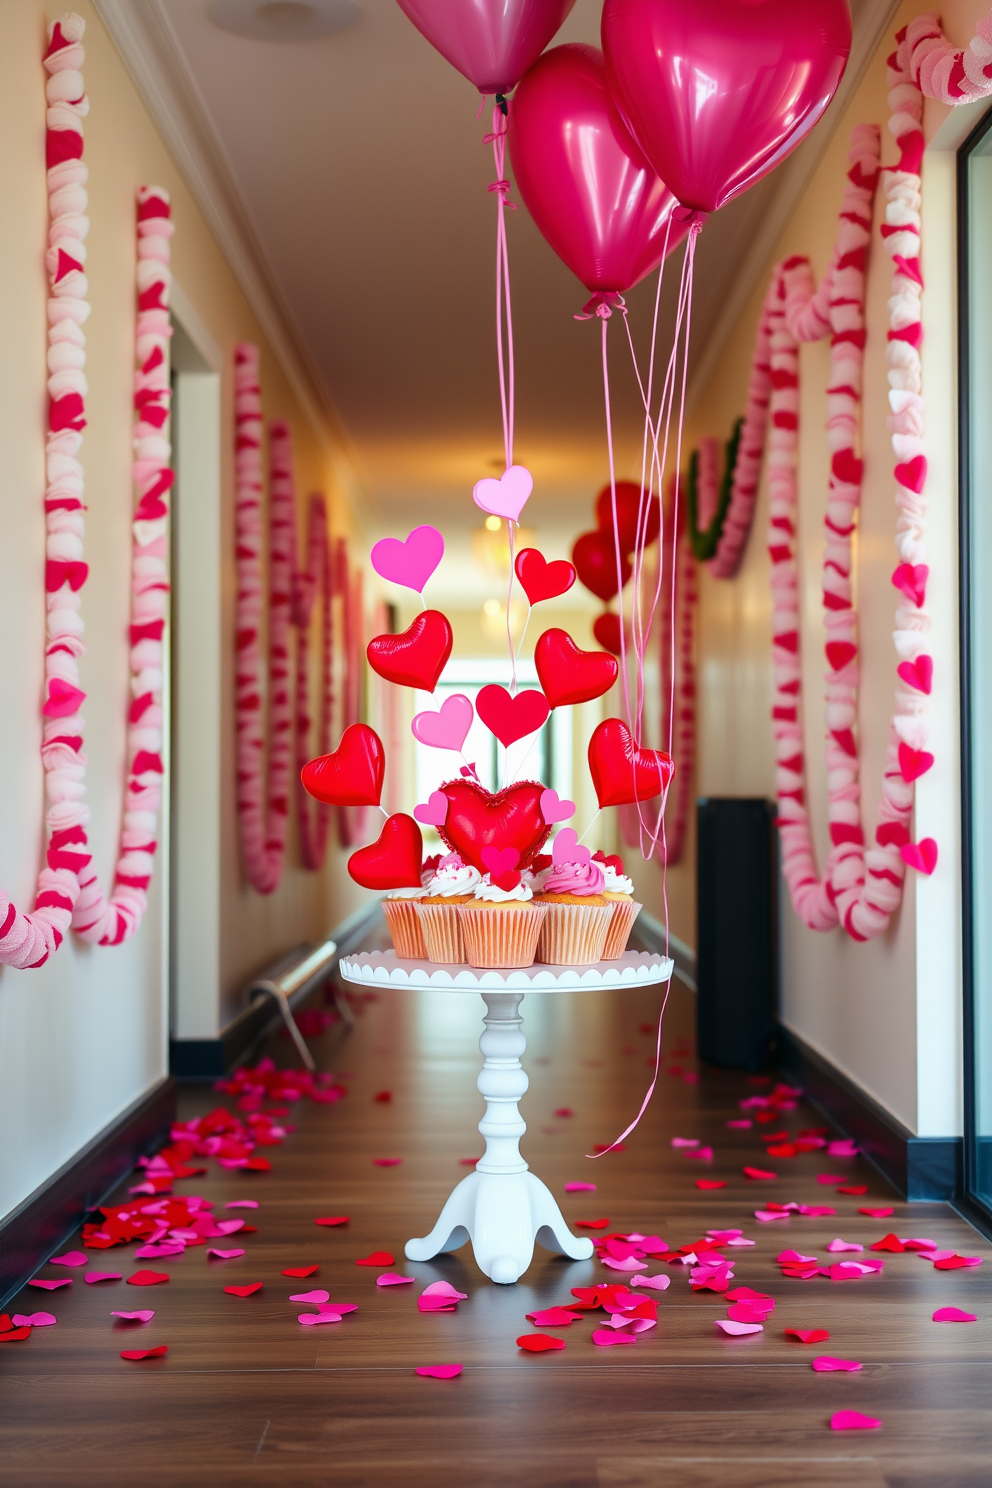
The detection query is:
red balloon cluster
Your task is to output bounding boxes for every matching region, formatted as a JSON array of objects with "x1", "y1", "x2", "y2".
[{"x1": 572, "y1": 481, "x2": 660, "y2": 654}]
